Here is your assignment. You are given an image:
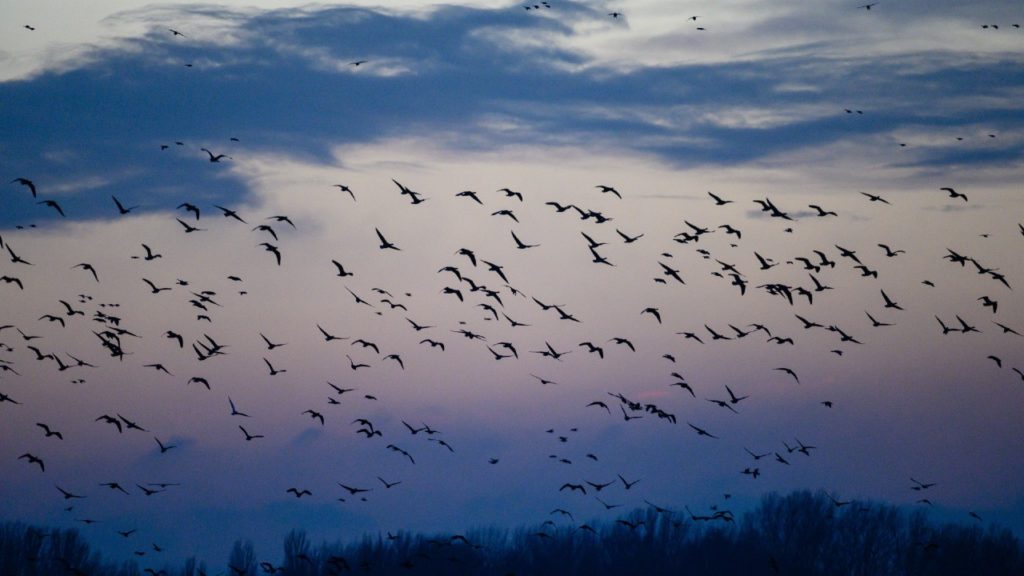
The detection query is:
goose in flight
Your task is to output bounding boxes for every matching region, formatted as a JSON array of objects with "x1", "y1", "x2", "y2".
[
  {"x1": 11, "y1": 177, "x2": 37, "y2": 197},
  {"x1": 497, "y1": 188, "x2": 523, "y2": 201},
  {"x1": 707, "y1": 191, "x2": 732, "y2": 206},
  {"x1": 456, "y1": 190, "x2": 482, "y2": 204},
  {"x1": 73, "y1": 262, "x2": 99, "y2": 282},
  {"x1": 808, "y1": 204, "x2": 837, "y2": 217},
  {"x1": 860, "y1": 191, "x2": 890, "y2": 204},
  {"x1": 317, "y1": 324, "x2": 347, "y2": 342},
  {"x1": 214, "y1": 205, "x2": 246, "y2": 223},
  {"x1": 239, "y1": 425, "x2": 264, "y2": 441},
  {"x1": 392, "y1": 179, "x2": 426, "y2": 204},
  {"x1": 201, "y1": 148, "x2": 231, "y2": 162},
  {"x1": 19, "y1": 453, "x2": 45, "y2": 472},
  {"x1": 112, "y1": 196, "x2": 139, "y2": 215},
  {"x1": 774, "y1": 367, "x2": 799, "y2": 383},
  {"x1": 332, "y1": 184, "x2": 356, "y2": 201},
  {"x1": 259, "y1": 243, "x2": 282, "y2": 266},
  {"x1": 177, "y1": 202, "x2": 200, "y2": 219},
  {"x1": 940, "y1": 187, "x2": 967, "y2": 201},
  {"x1": 511, "y1": 230, "x2": 539, "y2": 249},
  {"x1": 36, "y1": 422, "x2": 63, "y2": 440},
  {"x1": 376, "y1": 228, "x2": 400, "y2": 250},
  {"x1": 38, "y1": 199, "x2": 65, "y2": 217}
]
